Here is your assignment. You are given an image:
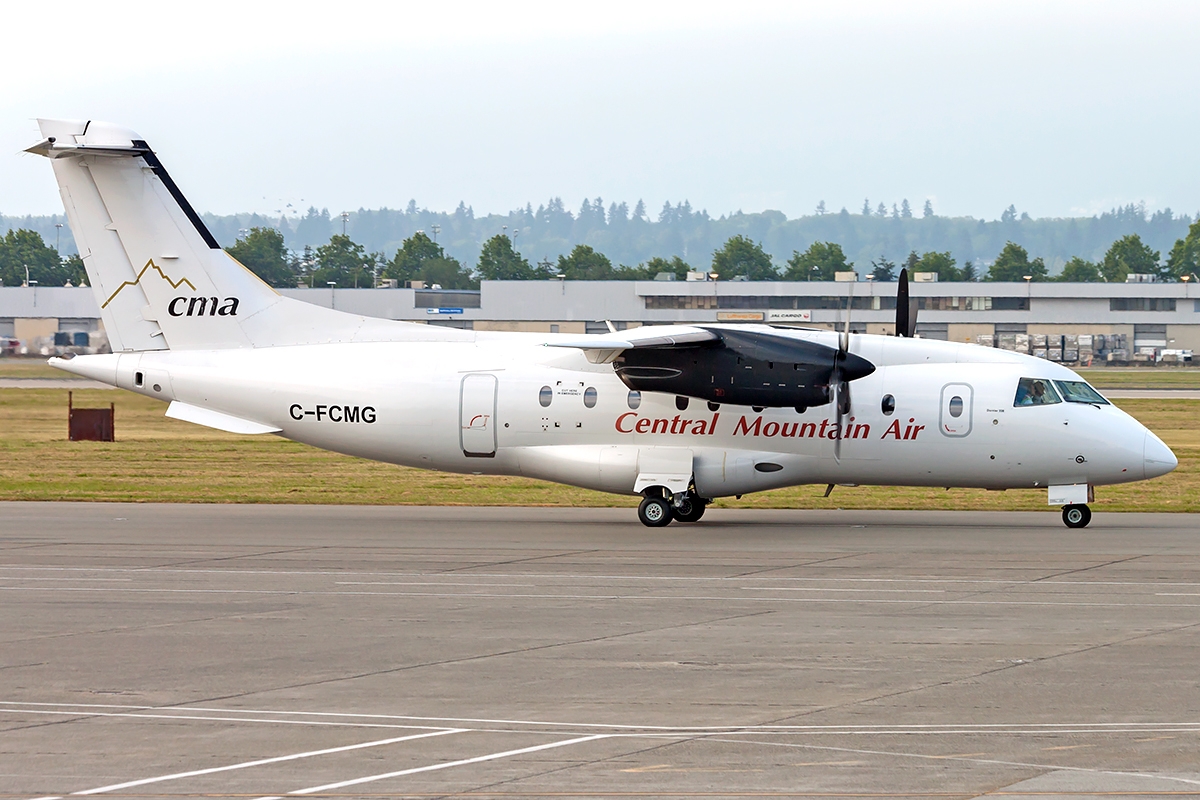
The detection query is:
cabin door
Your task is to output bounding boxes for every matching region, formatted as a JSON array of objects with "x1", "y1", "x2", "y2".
[{"x1": 460, "y1": 373, "x2": 498, "y2": 457}]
